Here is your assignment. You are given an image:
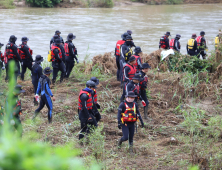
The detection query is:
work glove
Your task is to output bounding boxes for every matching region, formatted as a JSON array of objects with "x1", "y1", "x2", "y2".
[
  {"x1": 96, "y1": 103, "x2": 100, "y2": 109},
  {"x1": 142, "y1": 100, "x2": 146, "y2": 107},
  {"x1": 76, "y1": 59, "x2": 79, "y2": 64},
  {"x1": 87, "y1": 116, "x2": 93, "y2": 123},
  {"x1": 10, "y1": 119, "x2": 15, "y2": 125},
  {"x1": 141, "y1": 122, "x2": 144, "y2": 128},
  {"x1": 118, "y1": 122, "x2": 122, "y2": 129}
]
